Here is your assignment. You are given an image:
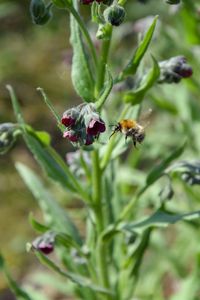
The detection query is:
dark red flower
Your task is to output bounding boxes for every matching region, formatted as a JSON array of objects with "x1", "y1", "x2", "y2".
[
  {"x1": 63, "y1": 130, "x2": 79, "y2": 142},
  {"x1": 174, "y1": 64, "x2": 193, "y2": 78},
  {"x1": 87, "y1": 118, "x2": 106, "y2": 136},
  {"x1": 38, "y1": 241, "x2": 54, "y2": 255},
  {"x1": 85, "y1": 134, "x2": 95, "y2": 145},
  {"x1": 61, "y1": 116, "x2": 76, "y2": 127}
]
